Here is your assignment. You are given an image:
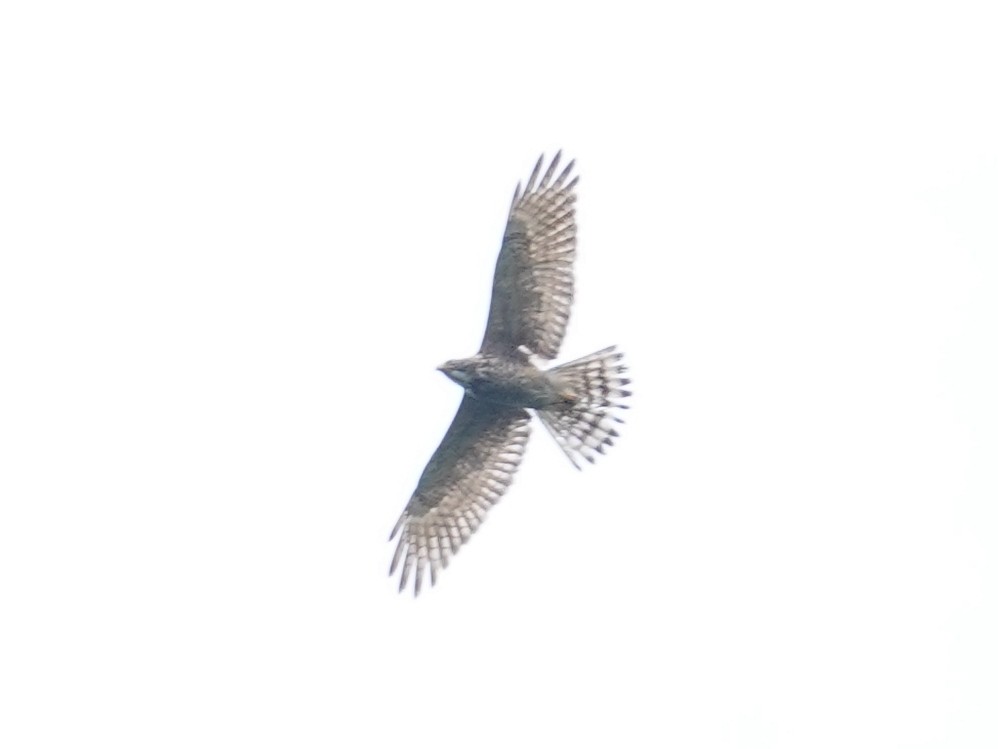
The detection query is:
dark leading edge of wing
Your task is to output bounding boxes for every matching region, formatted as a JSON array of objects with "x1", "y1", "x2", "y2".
[
  {"x1": 480, "y1": 152, "x2": 579, "y2": 361},
  {"x1": 389, "y1": 397, "x2": 532, "y2": 596}
]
